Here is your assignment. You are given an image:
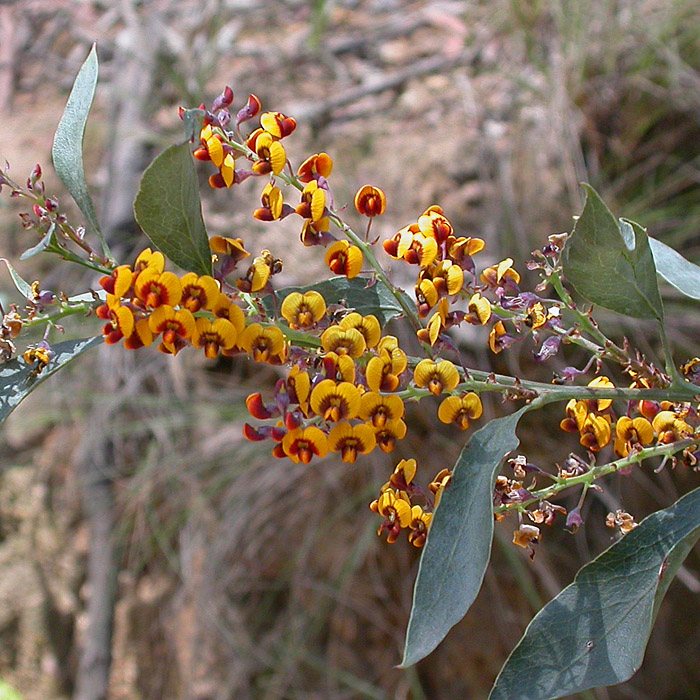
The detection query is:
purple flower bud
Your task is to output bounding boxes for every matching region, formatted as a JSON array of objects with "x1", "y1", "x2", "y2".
[
  {"x1": 566, "y1": 507, "x2": 584, "y2": 533},
  {"x1": 211, "y1": 86, "x2": 234, "y2": 112},
  {"x1": 217, "y1": 109, "x2": 231, "y2": 128},
  {"x1": 533, "y1": 335, "x2": 561, "y2": 363}
]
